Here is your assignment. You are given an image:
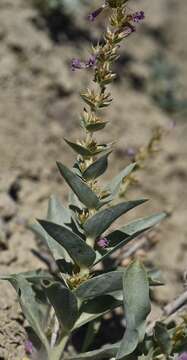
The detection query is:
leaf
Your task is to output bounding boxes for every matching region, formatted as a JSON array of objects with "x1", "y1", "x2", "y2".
[
  {"x1": 75, "y1": 271, "x2": 124, "y2": 300},
  {"x1": 2, "y1": 275, "x2": 49, "y2": 352},
  {"x1": 64, "y1": 139, "x2": 112, "y2": 157},
  {"x1": 38, "y1": 220, "x2": 96, "y2": 267},
  {"x1": 0, "y1": 269, "x2": 53, "y2": 284},
  {"x1": 47, "y1": 195, "x2": 71, "y2": 225},
  {"x1": 93, "y1": 212, "x2": 166, "y2": 266},
  {"x1": 85, "y1": 121, "x2": 108, "y2": 132},
  {"x1": 84, "y1": 200, "x2": 147, "y2": 240},
  {"x1": 57, "y1": 162, "x2": 101, "y2": 209},
  {"x1": 74, "y1": 295, "x2": 122, "y2": 329},
  {"x1": 43, "y1": 280, "x2": 78, "y2": 331},
  {"x1": 82, "y1": 152, "x2": 111, "y2": 181},
  {"x1": 30, "y1": 195, "x2": 72, "y2": 262},
  {"x1": 102, "y1": 163, "x2": 136, "y2": 200},
  {"x1": 154, "y1": 322, "x2": 172, "y2": 355},
  {"x1": 64, "y1": 139, "x2": 94, "y2": 157},
  {"x1": 116, "y1": 261, "x2": 151, "y2": 359},
  {"x1": 66, "y1": 342, "x2": 120, "y2": 360},
  {"x1": 107, "y1": 212, "x2": 166, "y2": 247}
]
